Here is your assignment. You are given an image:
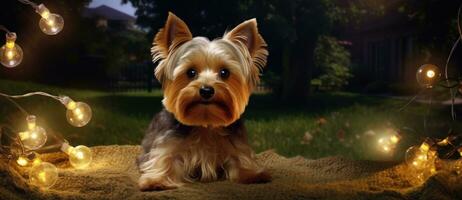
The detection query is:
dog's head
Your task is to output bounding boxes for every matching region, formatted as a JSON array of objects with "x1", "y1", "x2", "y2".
[{"x1": 152, "y1": 12, "x2": 268, "y2": 127}]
